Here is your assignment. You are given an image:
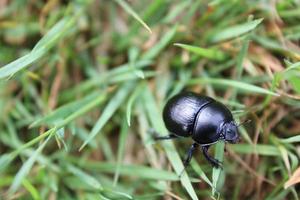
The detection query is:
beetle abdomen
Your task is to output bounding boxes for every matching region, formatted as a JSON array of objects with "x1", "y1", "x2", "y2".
[
  {"x1": 163, "y1": 92, "x2": 214, "y2": 136},
  {"x1": 192, "y1": 101, "x2": 233, "y2": 144}
]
